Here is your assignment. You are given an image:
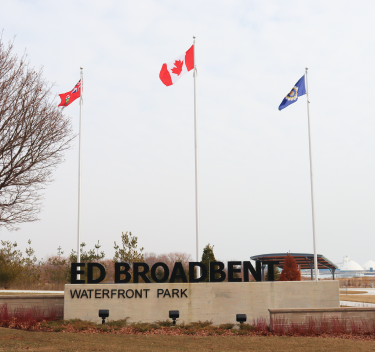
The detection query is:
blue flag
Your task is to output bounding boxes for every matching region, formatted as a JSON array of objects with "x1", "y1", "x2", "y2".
[{"x1": 278, "y1": 75, "x2": 306, "y2": 110}]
